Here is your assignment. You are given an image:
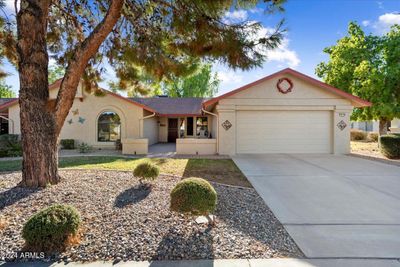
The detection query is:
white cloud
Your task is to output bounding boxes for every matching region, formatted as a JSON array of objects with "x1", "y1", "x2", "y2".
[
  {"x1": 249, "y1": 7, "x2": 263, "y2": 14},
  {"x1": 251, "y1": 26, "x2": 300, "y2": 68},
  {"x1": 377, "y1": 1, "x2": 384, "y2": 9},
  {"x1": 223, "y1": 10, "x2": 248, "y2": 24},
  {"x1": 365, "y1": 12, "x2": 400, "y2": 34},
  {"x1": 362, "y1": 20, "x2": 371, "y2": 27},
  {"x1": 3, "y1": 0, "x2": 18, "y2": 14},
  {"x1": 223, "y1": 8, "x2": 263, "y2": 24},
  {"x1": 217, "y1": 70, "x2": 243, "y2": 85},
  {"x1": 378, "y1": 12, "x2": 400, "y2": 25}
]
